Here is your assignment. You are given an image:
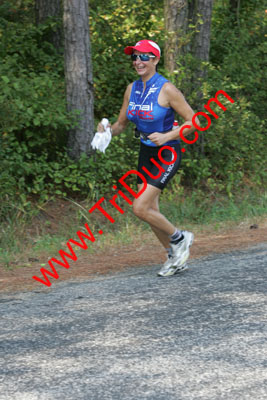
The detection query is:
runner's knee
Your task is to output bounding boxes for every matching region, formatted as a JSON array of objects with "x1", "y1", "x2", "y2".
[{"x1": 132, "y1": 202, "x2": 147, "y2": 220}]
